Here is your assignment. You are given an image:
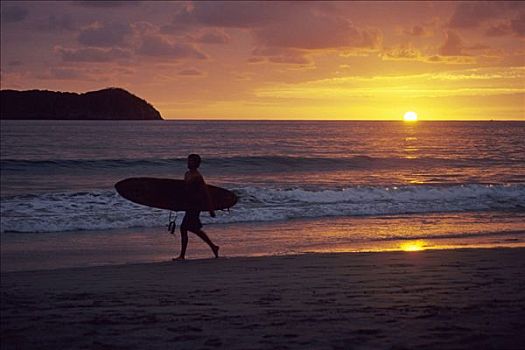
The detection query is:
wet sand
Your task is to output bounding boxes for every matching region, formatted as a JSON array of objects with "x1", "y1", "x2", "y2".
[
  {"x1": 2, "y1": 248, "x2": 525, "y2": 349},
  {"x1": 3, "y1": 211, "x2": 524, "y2": 273}
]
